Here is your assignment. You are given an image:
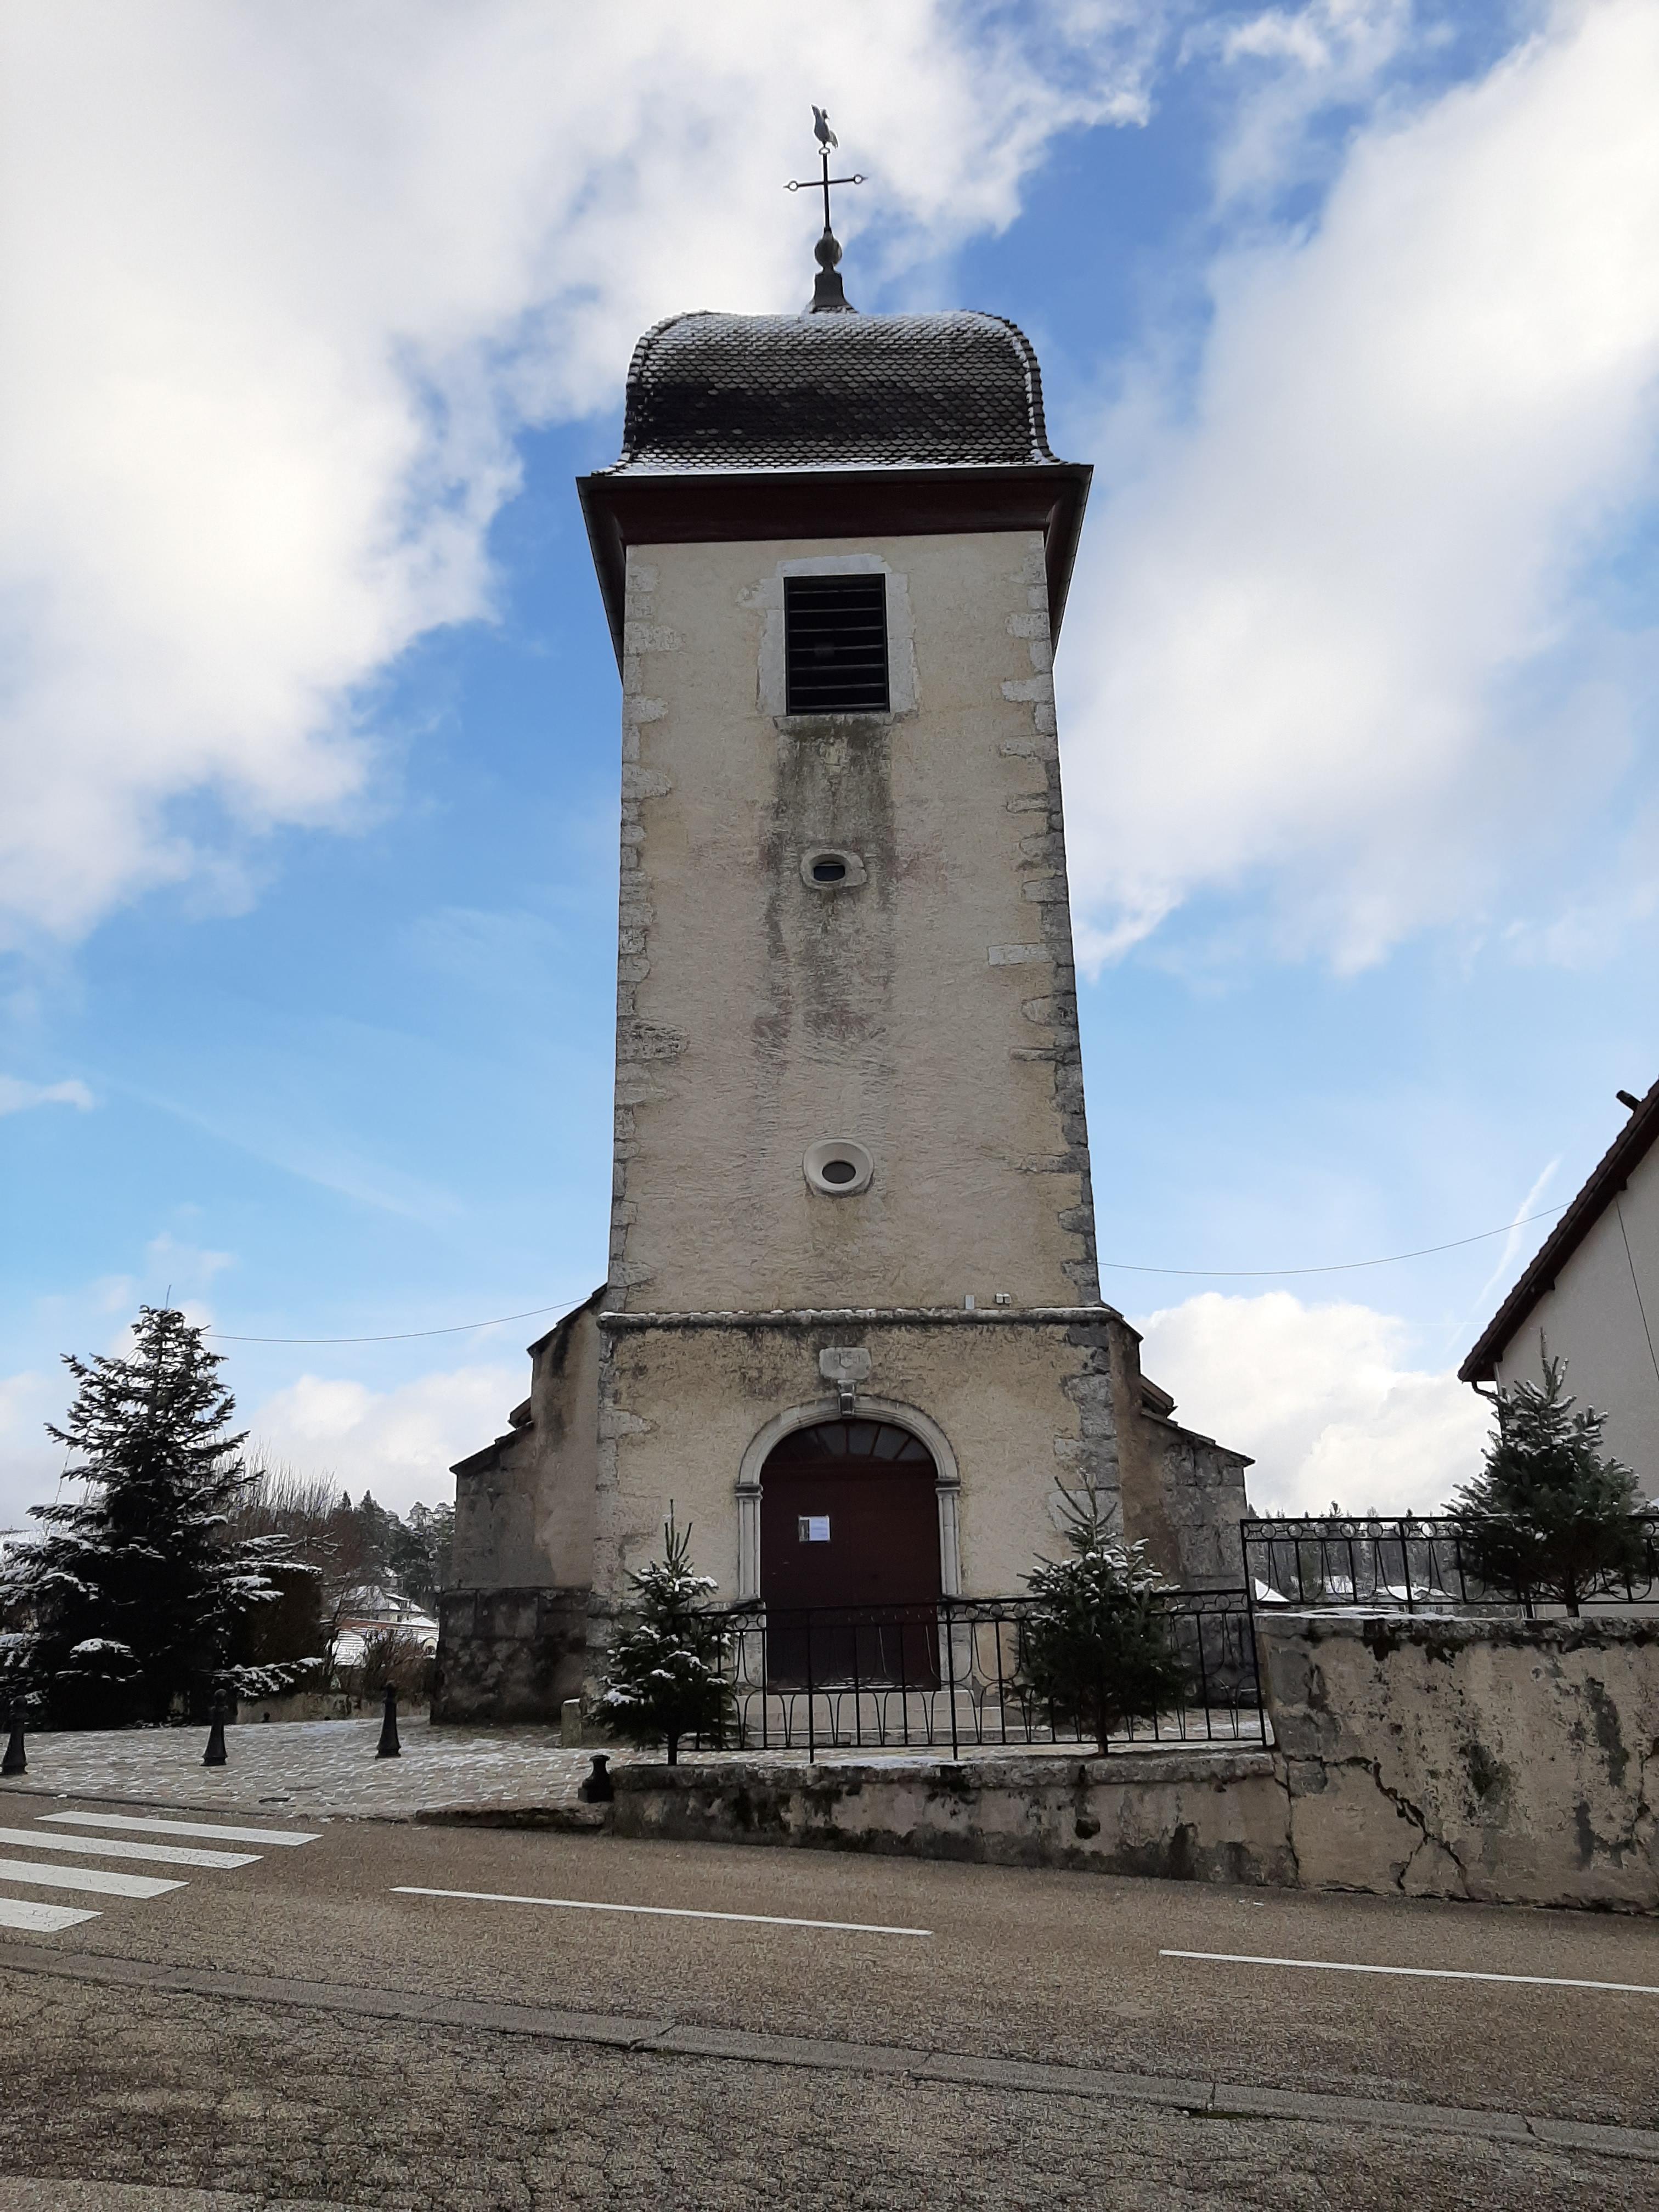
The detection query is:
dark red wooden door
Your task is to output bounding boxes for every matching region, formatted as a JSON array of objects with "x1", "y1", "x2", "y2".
[{"x1": 759, "y1": 1420, "x2": 940, "y2": 1684}]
